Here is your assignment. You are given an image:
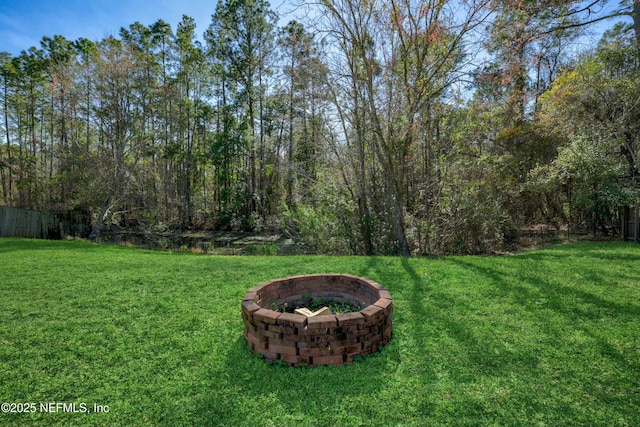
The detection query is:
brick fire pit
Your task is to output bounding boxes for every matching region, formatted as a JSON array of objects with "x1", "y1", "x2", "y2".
[{"x1": 241, "y1": 274, "x2": 393, "y2": 366}]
